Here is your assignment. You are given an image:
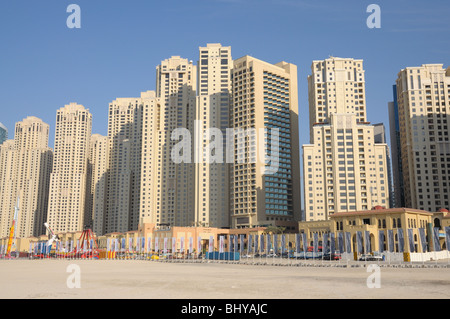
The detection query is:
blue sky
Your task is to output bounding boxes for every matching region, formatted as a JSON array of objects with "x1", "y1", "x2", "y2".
[{"x1": 1, "y1": 0, "x2": 449, "y2": 151}]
